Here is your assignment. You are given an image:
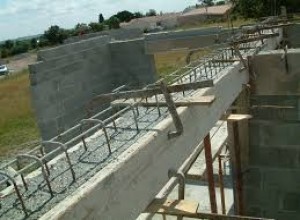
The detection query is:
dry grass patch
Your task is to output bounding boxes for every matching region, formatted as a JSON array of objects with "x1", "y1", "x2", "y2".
[
  {"x1": 0, "y1": 69, "x2": 40, "y2": 157},
  {"x1": 154, "y1": 49, "x2": 212, "y2": 78}
]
